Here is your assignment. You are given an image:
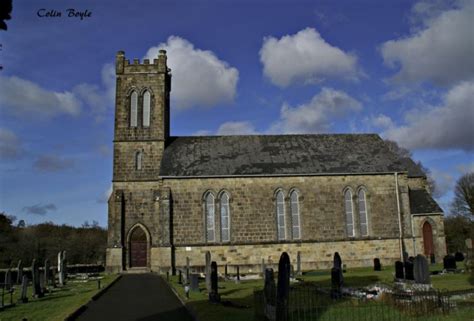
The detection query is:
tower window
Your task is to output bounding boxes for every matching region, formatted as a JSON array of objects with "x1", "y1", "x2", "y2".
[
  {"x1": 143, "y1": 91, "x2": 151, "y2": 127},
  {"x1": 130, "y1": 91, "x2": 138, "y2": 127},
  {"x1": 135, "y1": 151, "x2": 142, "y2": 170}
]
